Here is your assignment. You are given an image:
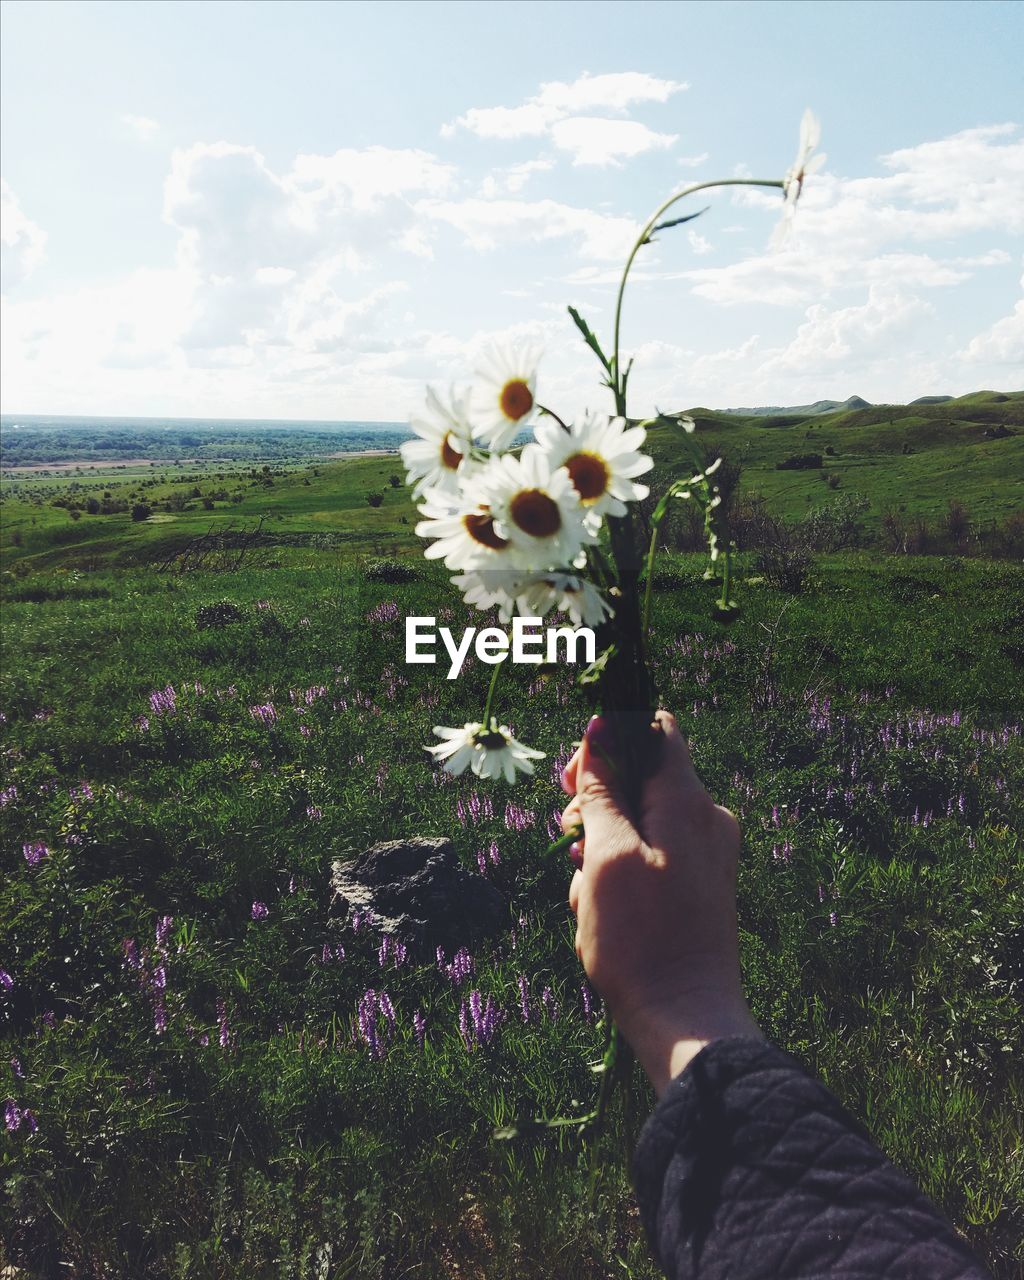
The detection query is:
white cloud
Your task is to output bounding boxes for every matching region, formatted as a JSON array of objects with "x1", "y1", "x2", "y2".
[
  {"x1": 1, "y1": 180, "x2": 47, "y2": 287},
  {"x1": 122, "y1": 114, "x2": 160, "y2": 142},
  {"x1": 678, "y1": 152, "x2": 709, "y2": 168},
  {"x1": 444, "y1": 71, "x2": 687, "y2": 141},
  {"x1": 418, "y1": 195, "x2": 638, "y2": 261},
  {"x1": 759, "y1": 286, "x2": 932, "y2": 374},
  {"x1": 443, "y1": 71, "x2": 685, "y2": 166},
  {"x1": 682, "y1": 125, "x2": 1024, "y2": 308},
  {"x1": 549, "y1": 117, "x2": 677, "y2": 166},
  {"x1": 959, "y1": 276, "x2": 1024, "y2": 365}
]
